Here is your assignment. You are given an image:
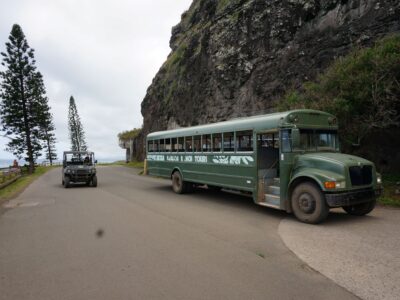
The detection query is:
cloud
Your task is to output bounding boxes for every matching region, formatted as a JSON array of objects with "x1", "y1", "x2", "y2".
[{"x1": 0, "y1": 0, "x2": 192, "y2": 161}]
